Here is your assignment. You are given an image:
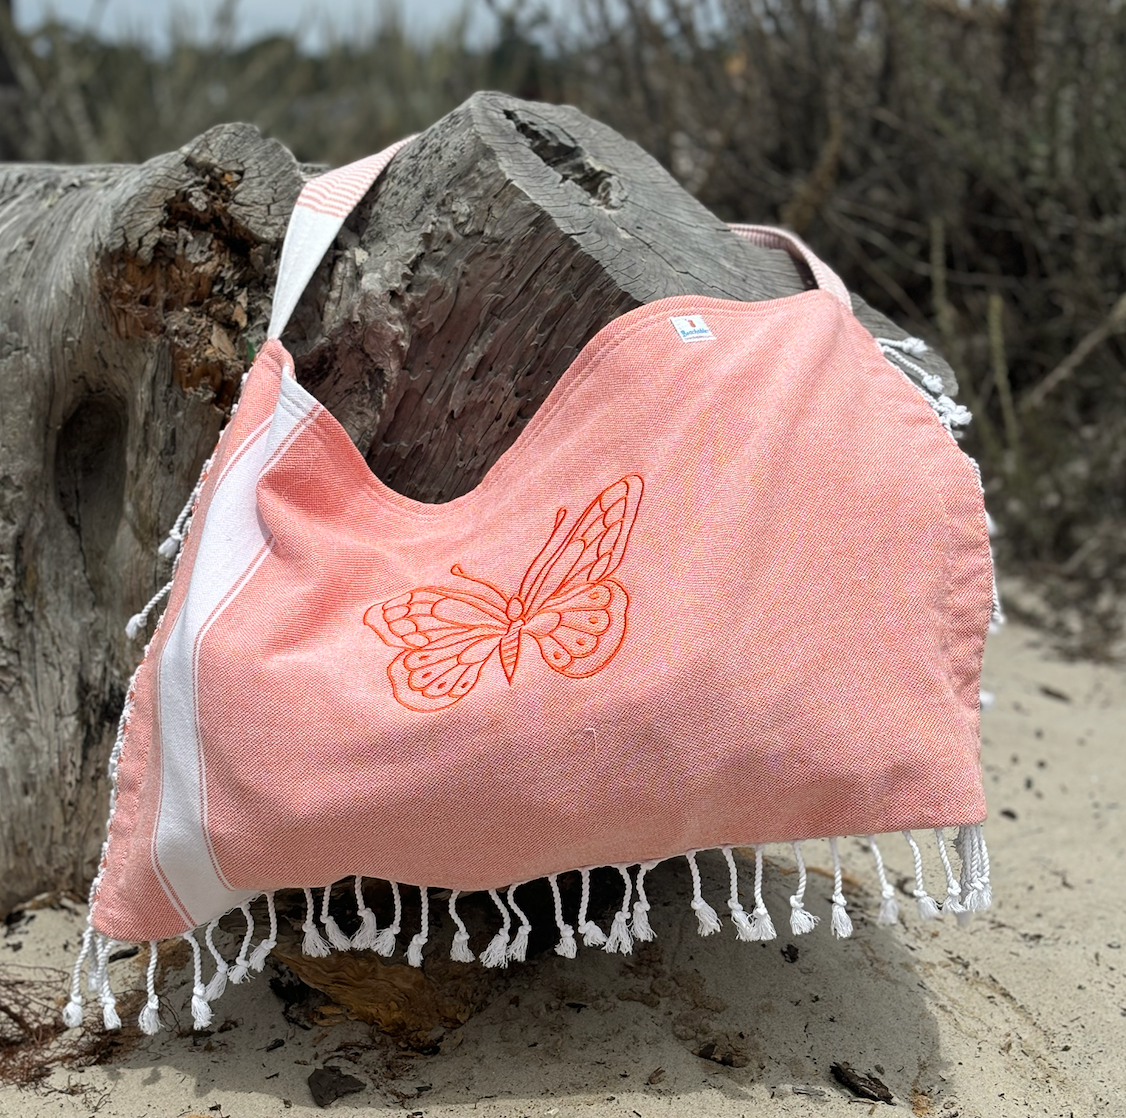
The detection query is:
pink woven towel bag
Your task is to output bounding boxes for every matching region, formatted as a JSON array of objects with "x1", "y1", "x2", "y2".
[{"x1": 65, "y1": 138, "x2": 999, "y2": 1034}]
